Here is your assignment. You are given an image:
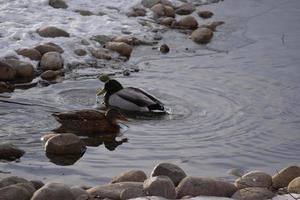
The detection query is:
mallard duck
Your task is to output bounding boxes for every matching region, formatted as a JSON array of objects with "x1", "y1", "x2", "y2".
[
  {"x1": 52, "y1": 108, "x2": 127, "y2": 135},
  {"x1": 97, "y1": 79, "x2": 165, "y2": 113}
]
